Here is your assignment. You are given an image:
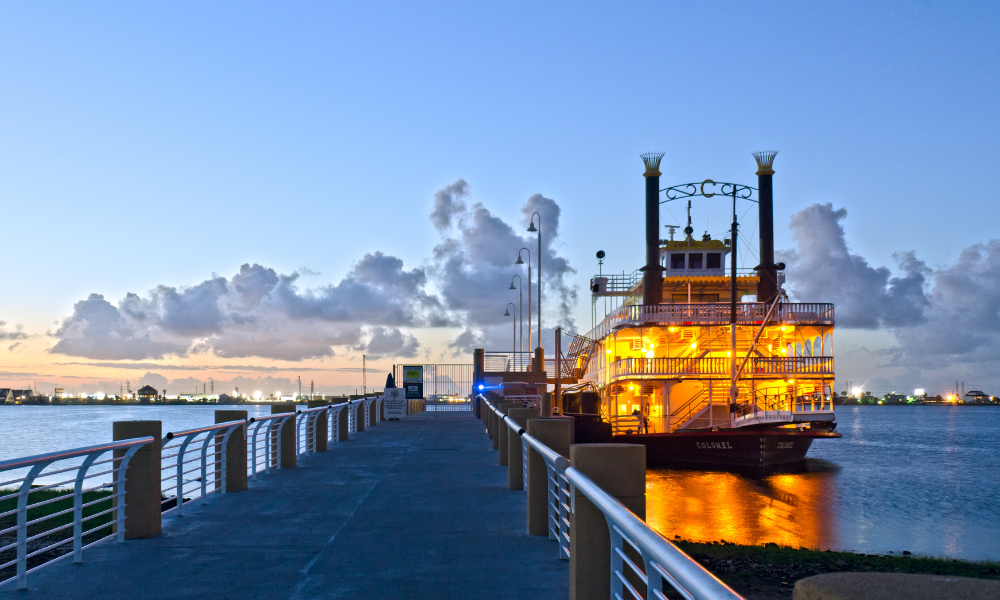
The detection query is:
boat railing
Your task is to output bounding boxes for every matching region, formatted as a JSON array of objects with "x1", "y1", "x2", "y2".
[
  {"x1": 482, "y1": 397, "x2": 744, "y2": 600},
  {"x1": 606, "y1": 356, "x2": 833, "y2": 380},
  {"x1": 586, "y1": 302, "x2": 835, "y2": 340}
]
